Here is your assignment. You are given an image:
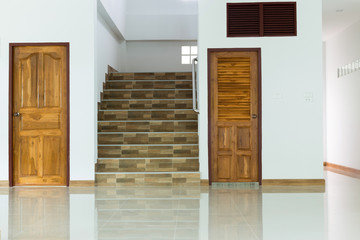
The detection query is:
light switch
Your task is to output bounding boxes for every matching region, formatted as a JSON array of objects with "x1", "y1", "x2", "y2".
[{"x1": 304, "y1": 92, "x2": 313, "y2": 103}]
